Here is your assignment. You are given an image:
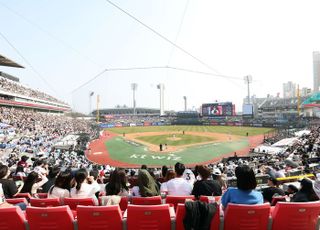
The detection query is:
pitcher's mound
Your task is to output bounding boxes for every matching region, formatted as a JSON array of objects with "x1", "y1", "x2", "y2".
[{"x1": 167, "y1": 137, "x2": 182, "y2": 141}]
